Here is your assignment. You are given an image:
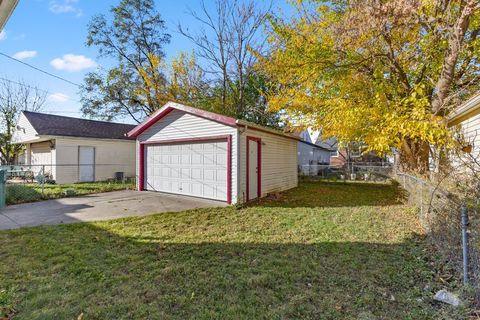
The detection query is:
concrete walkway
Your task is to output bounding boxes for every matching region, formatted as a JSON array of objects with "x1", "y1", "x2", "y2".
[{"x1": 0, "y1": 191, "x2": 227, "y2": 230}]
